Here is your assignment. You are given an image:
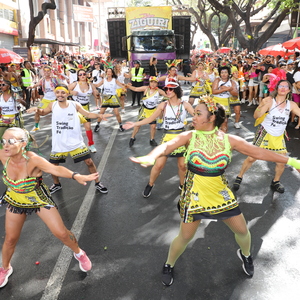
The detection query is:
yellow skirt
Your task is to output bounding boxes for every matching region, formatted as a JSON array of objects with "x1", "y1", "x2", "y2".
[
  {"x1": 213, "y1": 96, "x2": 230, "y2": 116},
  {"x1": 160, "y1": 130, "x2": 186, "y2": 157},
  {"x1": 253, "y1": 126, "x2": 287, "y2": 153},
  {"x1": 179, "y1": 171, "x2": 238, "y2": 223},
  {"x1": 138, "y1": 106, "x2": 157, "y2": 122},
  {"x1": 101, "y1": 95, "x2": 120, "y2": 108}
]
